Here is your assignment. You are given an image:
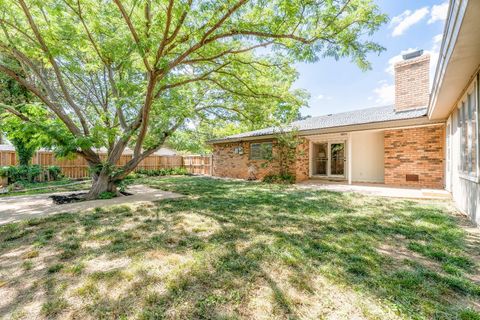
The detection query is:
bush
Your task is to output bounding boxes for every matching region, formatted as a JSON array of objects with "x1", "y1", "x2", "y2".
[
  {"x1": 0, "y1": 165, "x2": 63, "y2": 184},
  {"x1": 0, "y1": 165, "x2": 41, "y2": 183},
  {"x1": 262, "y1": 173, "x2": 295, "y2": 184},
  {"x1": 135, "y1": 167, "x2": 189, "y2": 177},
  {"x1": 98, "y1": 191, "x2": 116, "y2": 199},
  {"x1": 46, "y1": 166, "x2": 62, "y2": 180}
]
